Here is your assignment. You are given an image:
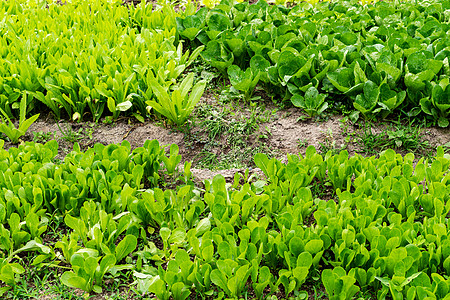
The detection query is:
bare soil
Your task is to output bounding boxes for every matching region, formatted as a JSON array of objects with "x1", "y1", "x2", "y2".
[{"x1": 4, "y1": 93, "x2": 450, "y2": 185}]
